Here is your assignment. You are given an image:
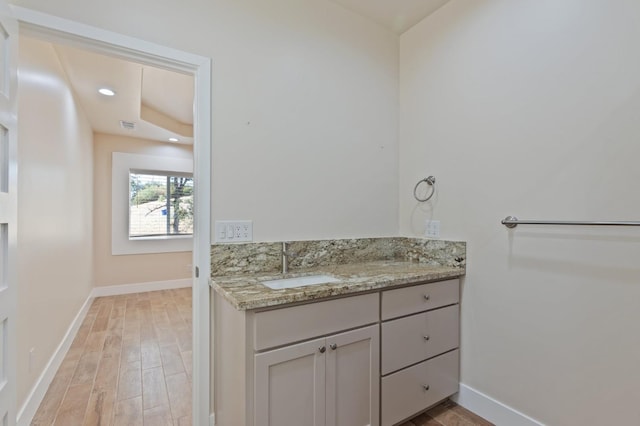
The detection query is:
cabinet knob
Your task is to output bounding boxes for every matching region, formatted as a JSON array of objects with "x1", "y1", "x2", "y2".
[
  {"x1": 423, "y1": 385, "x2": 430, "y2": 392},
  {"x1": 319, "y1": 346, "x2": 326, "y2": 353},
  {"x1": 423, "y1": 335, "x2": 430, "y2": 341},
  {"x1": 423, "y1": 294, "x2": 430, "y2": 301},
  {"x1": 330, "y1": 343, "x2": 337, "y2": 350}
]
